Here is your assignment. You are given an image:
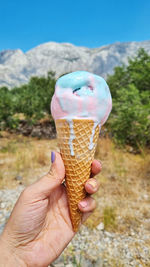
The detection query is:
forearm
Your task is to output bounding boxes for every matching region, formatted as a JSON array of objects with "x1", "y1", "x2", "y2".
[{"x1": 0, "y1": 234, "x2": 26, "y2": 267}]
